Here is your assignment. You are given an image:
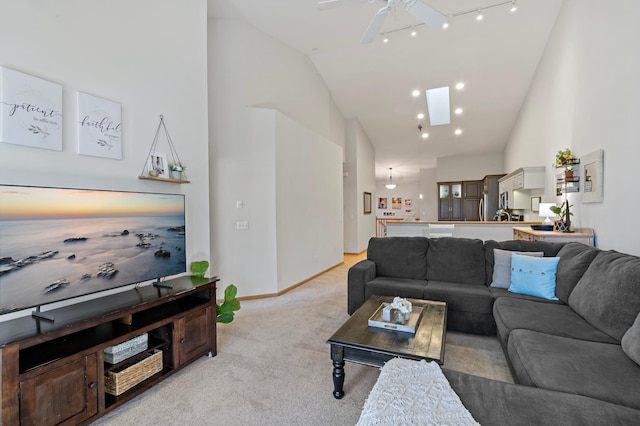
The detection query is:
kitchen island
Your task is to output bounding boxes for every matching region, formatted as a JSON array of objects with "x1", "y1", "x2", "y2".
[{"x1": 379, "y1": 219, "x2": 541, "y2": 242}]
